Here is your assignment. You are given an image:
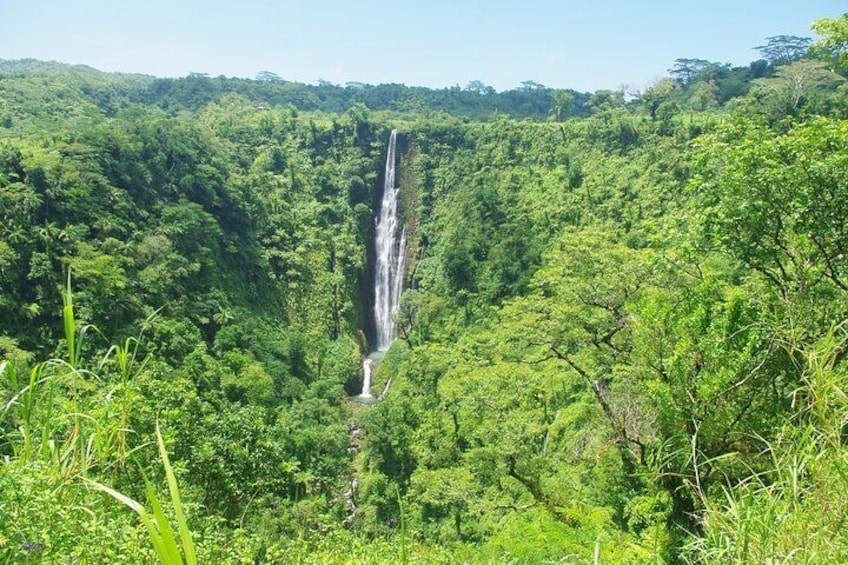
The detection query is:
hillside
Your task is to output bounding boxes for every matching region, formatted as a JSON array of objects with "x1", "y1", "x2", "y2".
[{"x1": 2, "y1": 14, "x2": 848, "y2": 563}]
